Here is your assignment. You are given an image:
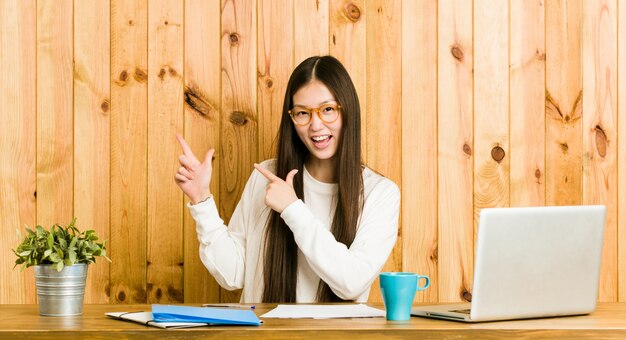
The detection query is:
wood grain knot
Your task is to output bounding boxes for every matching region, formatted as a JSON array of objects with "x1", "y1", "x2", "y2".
[
  {"x1": 572, "y1": 91, "x2": 583, "y2": 120},
  {"x1": 117, "y1": 291, "x2": 126, "y2": 302},
  {"x1": 491, "y1": 146, "x2": 505, "y2": 163},
  {"x1": 536, "y1": 49, "x2": 546, "y2": 61},
  {"x1": 33, "y1": 191, "x2": 36, "y2": 198},
  {"x1": 345, "y1": 3, "x2": 361, "y2": 22},
  {"x1": 184, "y1": 85, "x2": 212, "y2": 117},
  {"x1": 462, "y1": 143, "x2": 472, "y2": 156},
  {"x1": 535, "y1": 168, "x2": 541, "y2": 179},
  {"x1": 133, "y1": 67, "x2": 147, "y2": 83},
  {"x1": 451, "y1": 45, "x2": 464, "y2": 62},
  {"x1": 462, "y1": 290, "x2": 472, "y2": 302},
  {"x1": 168, "y1": 67, "x2": 178, "y2": 77},
  {"x1": 559, "y1": 142, "x2": 568, "y2": 153},
  {"x1": 545, "y1": 90, "x2": 563, "y2": 120},
  {"x1": 430, "y1": 246, "x2": 438, "y2": 262},
  {"x1": 100, "y1": 99, "x2": 110, "y2": 112},
  {"x1": 158, "y1": 68, "x2": 166, "y2": 80},
  {"x1": 595, "y1": 125, "x2": 607, "y2": 157},
  {"x1": 265, "y1": 78, "x2": 274, "y2": 89},
  {"x1": 168, "y1": 286, "x2": 184, "y2": 302},
  {"x1": 128, "y1": 20, "x2": 134, "y2": 26},
  {"x1": 230, "y1": 111, "x2": 248, "y2": 125},
  {"x1": 119, "y1": 70, "x2": 128, "y2": 82},
  {"x1": 155, "y1": 288, "x2": 162, "y2": 300},
  {"x1": 136, "y1": 288, "x2": 148, "y2": 302},
  {"x1": 164, "y1": 20, "x2": 169, "y2": 25},
  {"x1": 229, "y1": 33, "x2": 240, "y2": 45}
]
